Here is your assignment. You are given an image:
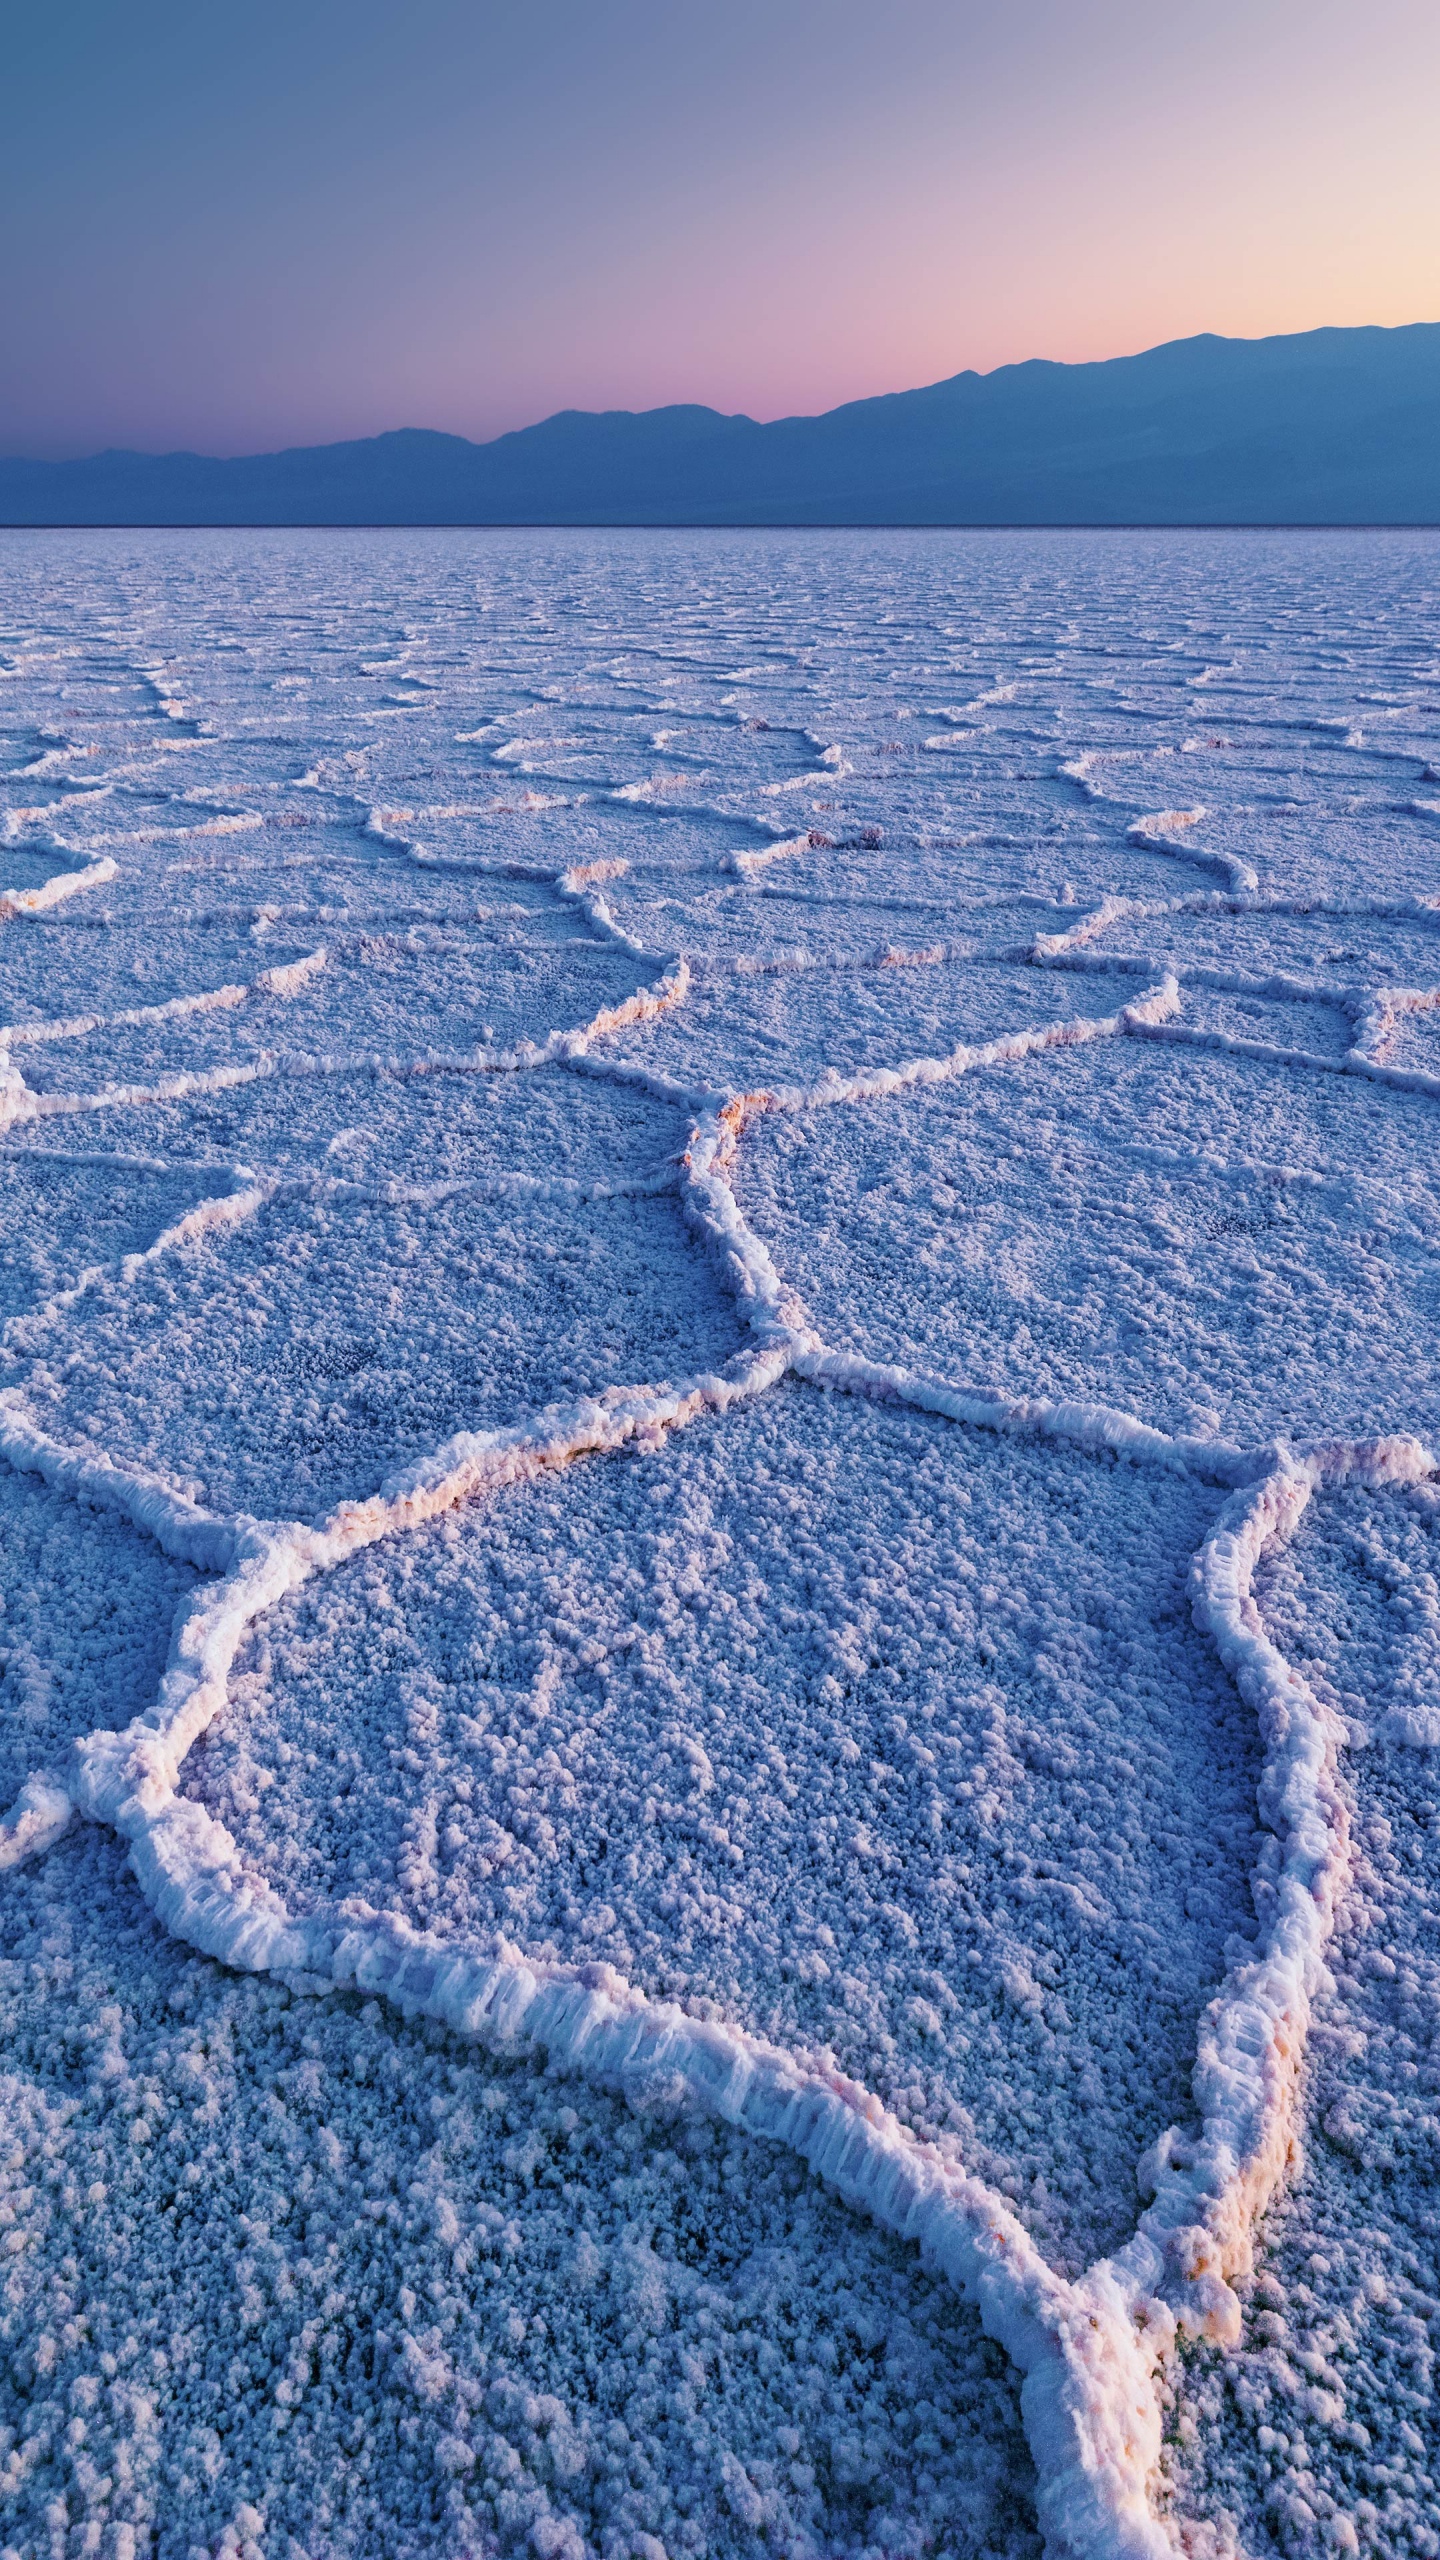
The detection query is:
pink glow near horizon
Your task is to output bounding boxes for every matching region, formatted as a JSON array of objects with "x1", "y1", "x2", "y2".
[{"x1": 2, "y1": 0, "x2": 1438, "y2": 457}]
